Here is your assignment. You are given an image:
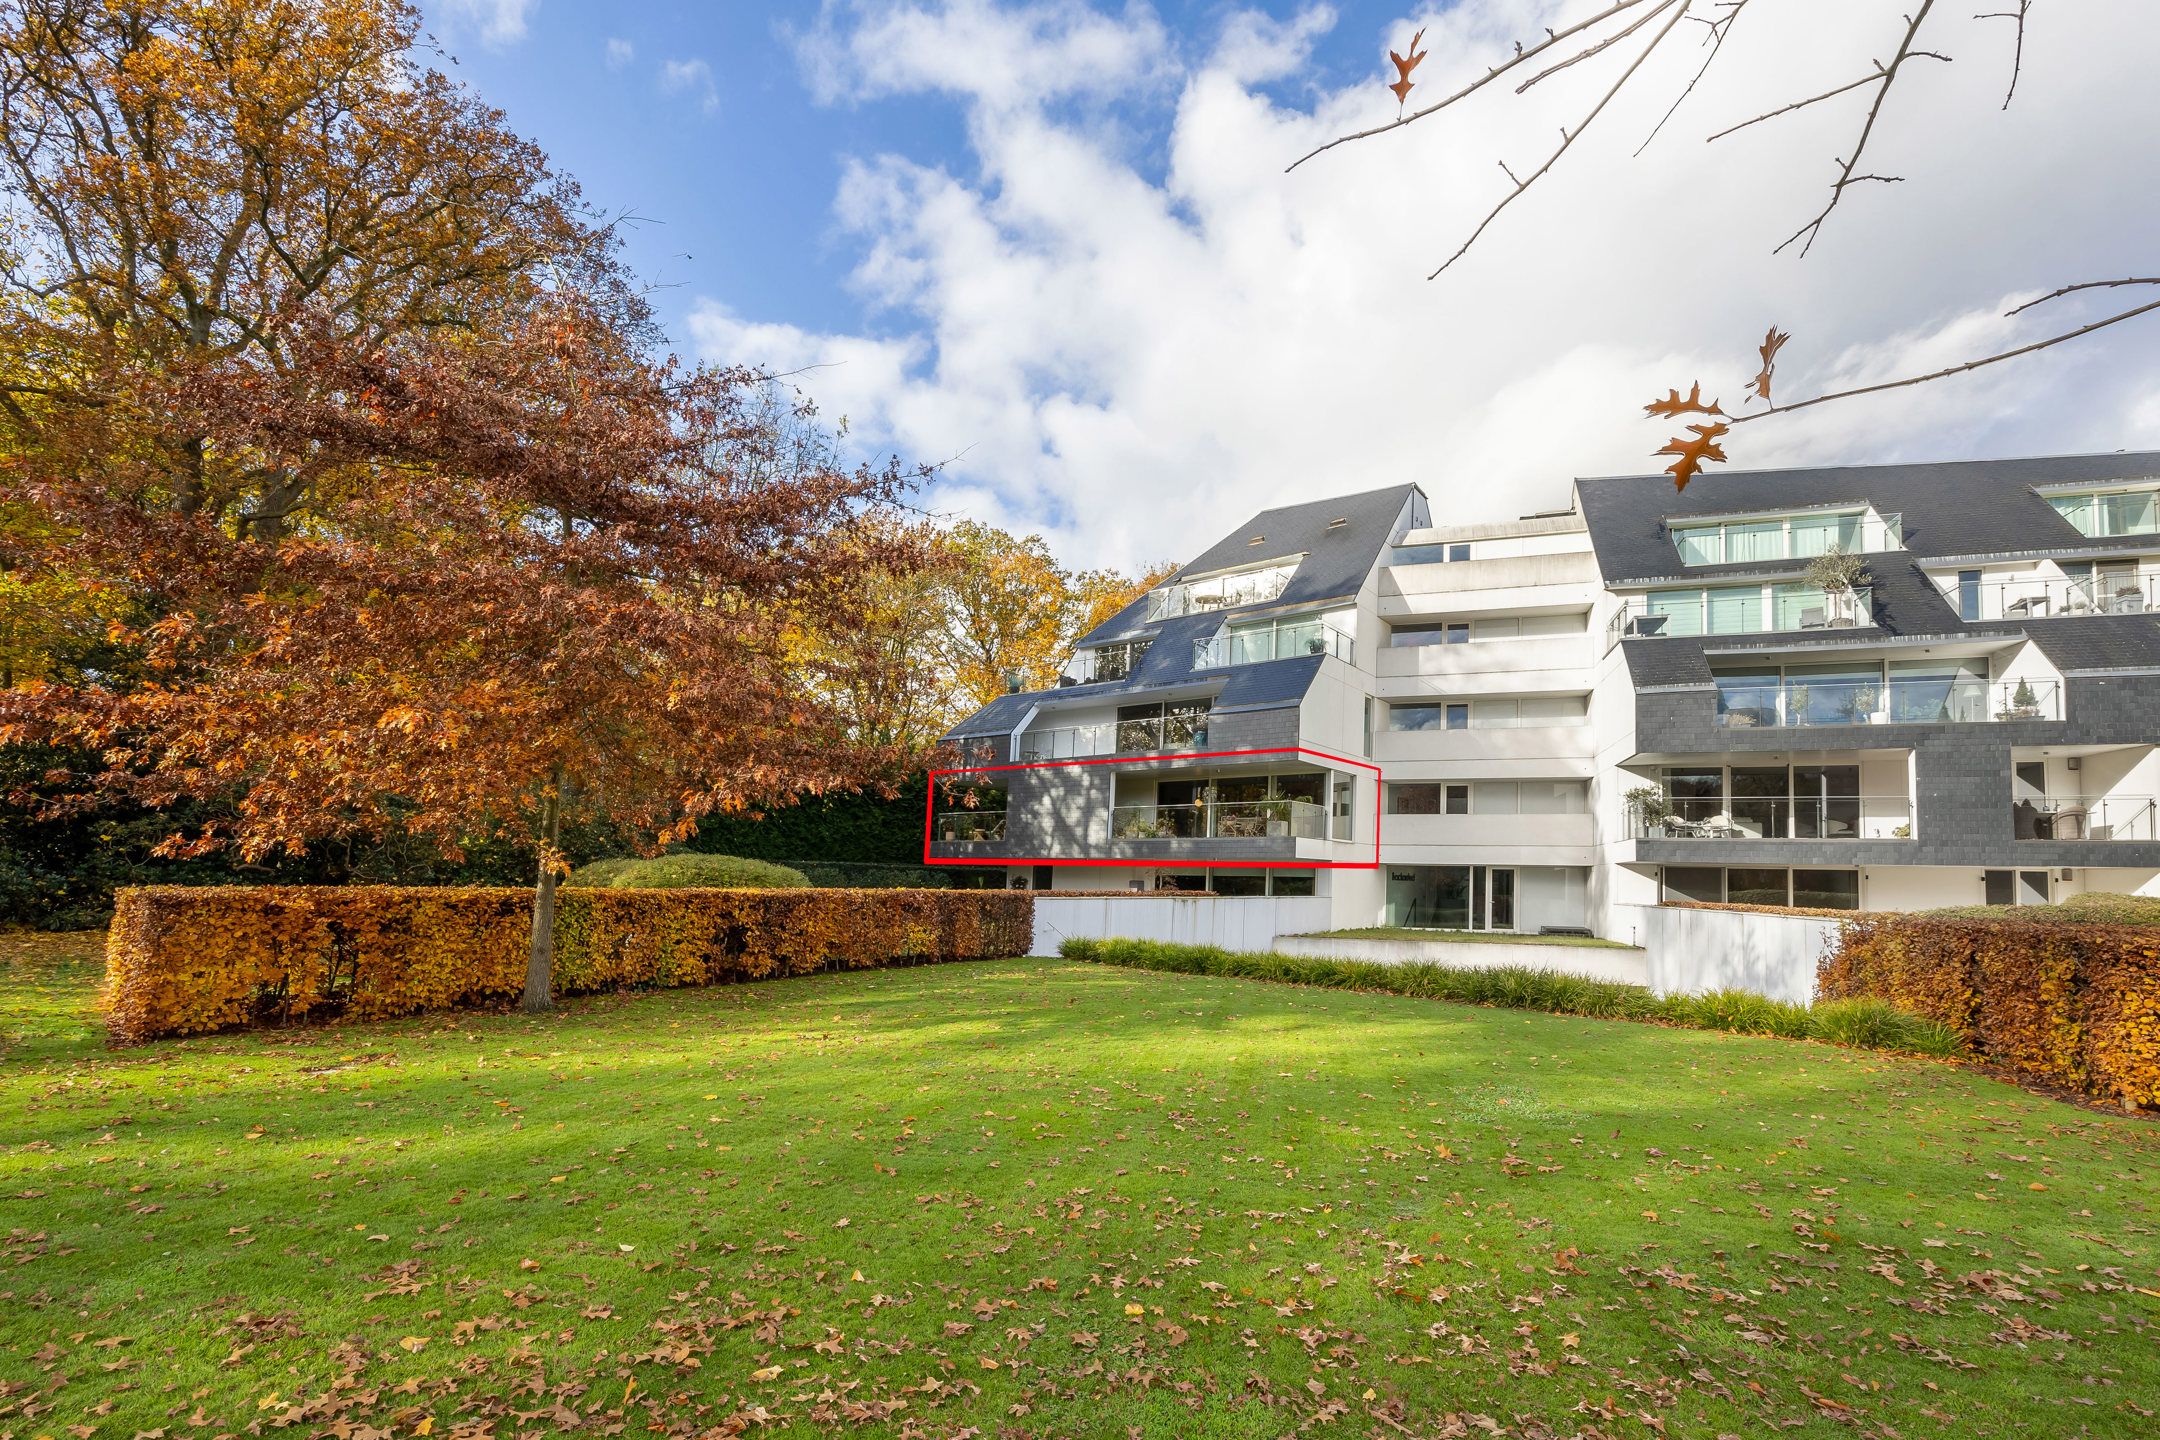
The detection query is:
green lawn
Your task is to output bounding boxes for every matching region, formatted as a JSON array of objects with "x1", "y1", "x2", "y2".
[
  {"x1": 1293, "y1": 927, "x2": 1640, "y2": 949},
  {"x1": 2, "y1": 934, "x2": 2155, "y2": 1439}
]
